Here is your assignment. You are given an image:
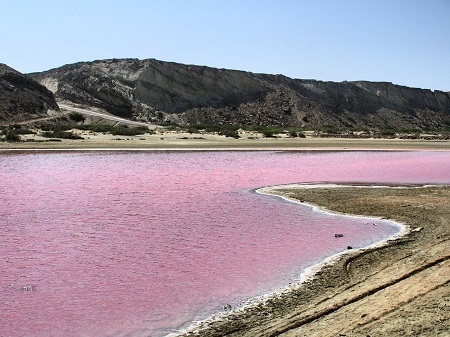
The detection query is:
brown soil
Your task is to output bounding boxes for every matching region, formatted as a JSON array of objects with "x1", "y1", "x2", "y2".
[{"x1": 179, "y1": 185, "x2": 450, "y2": 337}]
